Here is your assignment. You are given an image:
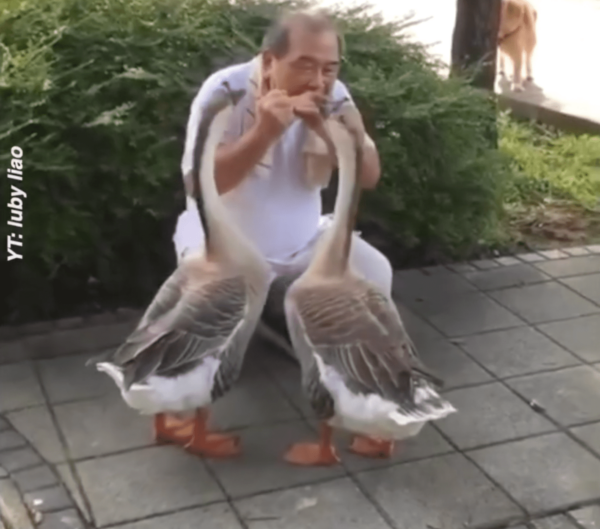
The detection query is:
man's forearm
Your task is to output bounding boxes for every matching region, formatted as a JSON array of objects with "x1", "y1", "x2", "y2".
[
  {"x1": 325, "y1": 135, "x2": 381, "y2": 190},
  {"x1": 184, "y1": 123, "x2": 274, "y2": 196},
  {"x1": 360, "y1": 142, "x2": 381, "y2": 189}
]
